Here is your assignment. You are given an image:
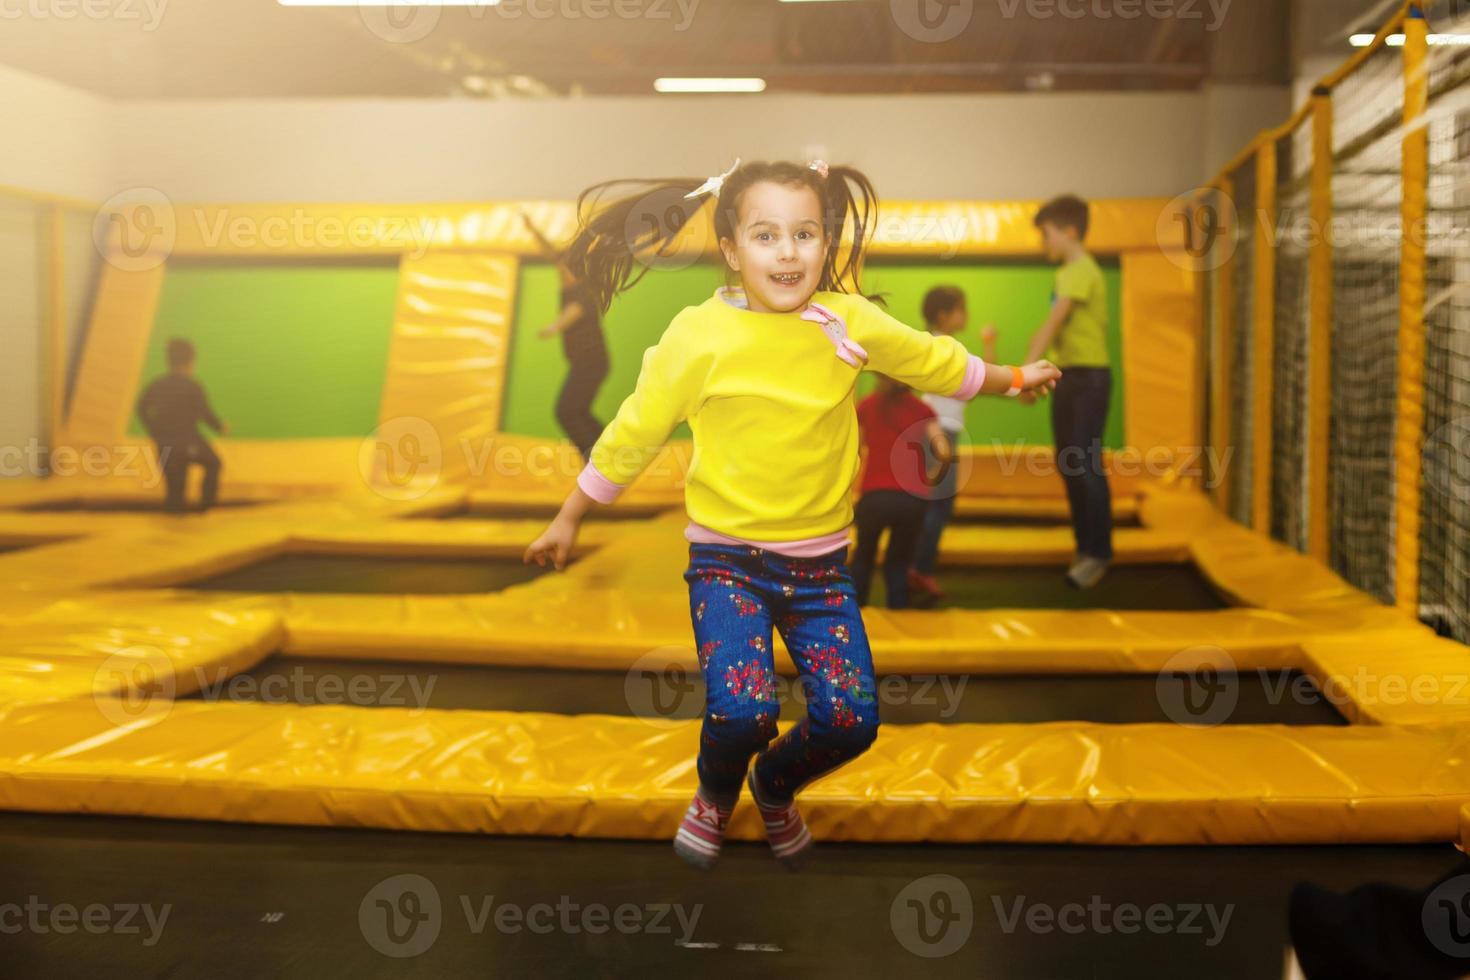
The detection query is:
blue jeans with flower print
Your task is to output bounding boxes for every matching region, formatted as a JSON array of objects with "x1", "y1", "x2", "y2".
[{"x1": 684, "y1": 543, "x2": 880, "y2": 805}]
